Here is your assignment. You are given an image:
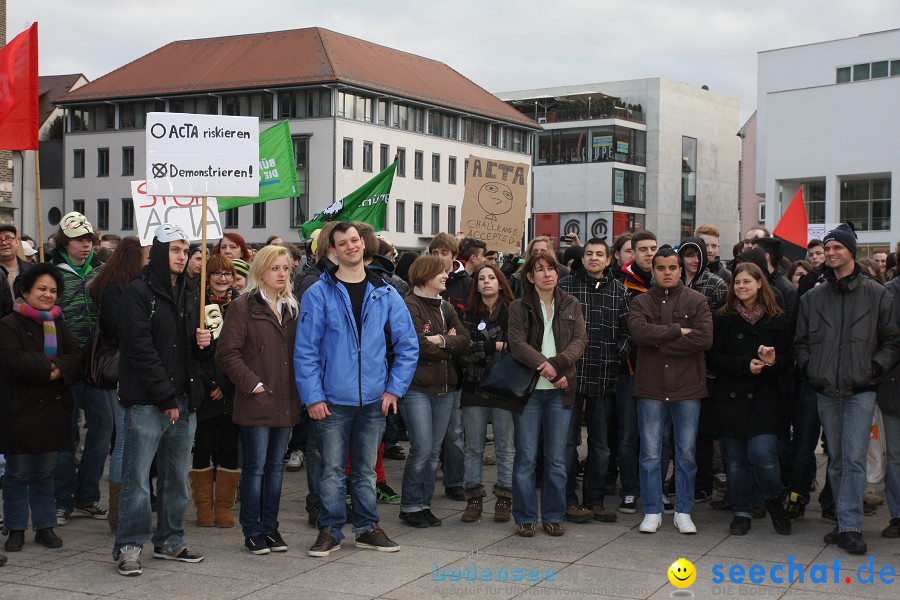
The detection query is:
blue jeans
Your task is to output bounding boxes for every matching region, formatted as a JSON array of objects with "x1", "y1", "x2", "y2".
[
  {"x1": 790, "y1": 379, "x2": 823, "y2": 504},
  {"x1": 462, "y1": 405, "x2": 514, "y2": 490},
  {"x1": 512, "y1": 390, "x2": 571, "y2": 524},
  {"x1": 2, "y1": 452, "x2": 59, "y2": 531},
  {"x1": 315, "y1": 401, "x2": 385, "y2": 542},
  {"x1": 305, "y1": 418, "x2": 321, "y2": 513},
  {"x1": 114, "y1": 396, "x2": 195, "y2": 558},
  {"x1": 637, "y1": 397, "x2": 700, "y2": 515},
  {"x1": 615, "y1": 374, "x2": 640, "y2": 498},
  {"x1": 55, "y1": 381, "x2": 115, "y2": 511},
  {"x1": 884, "y1": 412, "x2": 900, "y2": 519},
  {"x1": 239, "y1": 426, "x2": 291, "y2": 538},
  {"x1": 441, "y1": 390, "x2": 465, "y2": 489},
  {"x1": 400, "y1": 389, "x2": 456, "y2": 511},
  {"x1": 566, "y1": 393, "x2": 614, "y2": 507},
  {"x1": 720, "y1": 435, "x2": 783, "y2": 517},
  {"x1": 110, "y1": 395, "x2": 126, "y2": 483},
  {"x1": 817, "y1": 391, "x2": 876, "y2": 533}
]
